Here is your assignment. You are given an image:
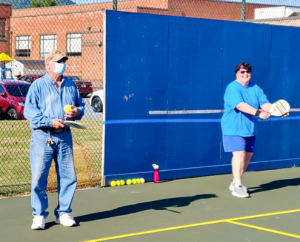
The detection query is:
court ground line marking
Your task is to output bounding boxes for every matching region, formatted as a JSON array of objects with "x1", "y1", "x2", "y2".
[
  {"x1": 83, "y1": 220, "x2": 228, "y2": 242},
  {"x1": 227, "y1": 221, "x2": 300, "y2": 239},
  {"x1": 228, "y1": 208, "x2": 300, "y2": 221},
  {"x1": 83, "y1": 208, "x2": 300, "y2": 242}
]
